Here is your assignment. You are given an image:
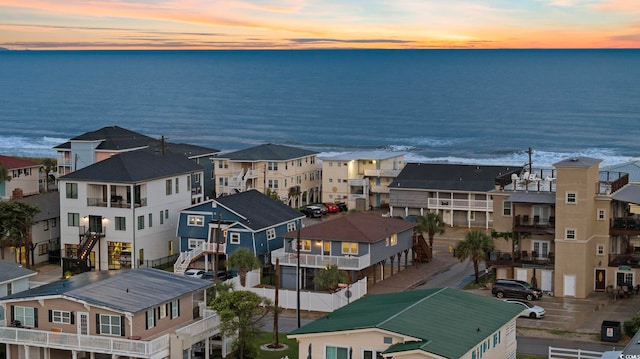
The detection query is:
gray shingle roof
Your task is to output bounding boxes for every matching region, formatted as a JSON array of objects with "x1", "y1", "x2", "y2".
[
  {"x1": 214, "y1": 190, "x2": 305, "y2": 230},
  {"x1": 0, "y1": 268, "x2": 210, "y2": 314},
  {"x1": 289, "y1": 288, "x2": 522, "y2": 358},
  {"x1": 219, "y1": 144, "x2": 317, "y2": 161},
  {"x1": 0, "y1": 260, "x2": 37, "y2": 284},
  {"x1": 60, "y1": 149, "x2": 203, "y2": 183},
  {"x1": 390, "y1": 163, "x2": 520, "y2": 192},
  {"x1": 16, "y1": 192, "x2": 60, "y2": 222},
  {"x1": 281, "y1": 212, "x2": 416, "y2": 243}
]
